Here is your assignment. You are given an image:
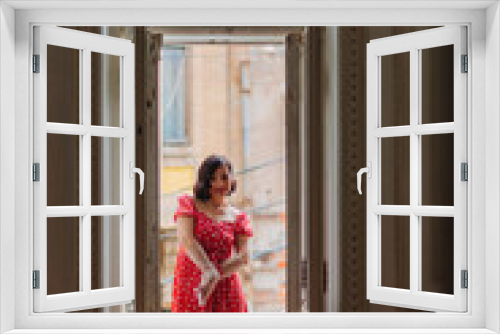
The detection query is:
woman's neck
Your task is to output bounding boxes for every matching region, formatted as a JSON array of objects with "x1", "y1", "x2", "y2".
[{"x1": 208, "y1": 196, "x2": 227, "y2": 208}]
